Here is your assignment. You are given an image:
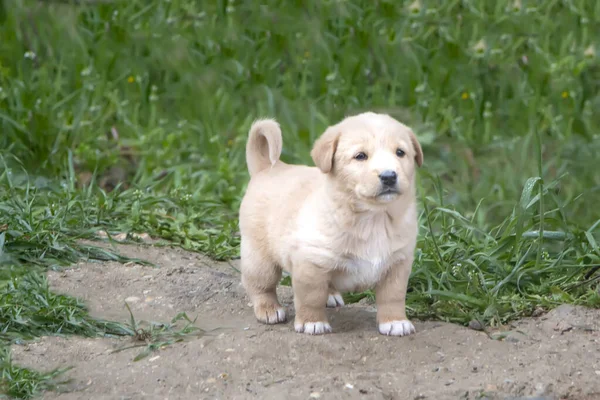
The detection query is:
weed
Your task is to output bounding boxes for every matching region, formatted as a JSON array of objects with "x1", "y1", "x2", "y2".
[{"x1": 111, "y1": 303, "x2": 206, "y2": 362}]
